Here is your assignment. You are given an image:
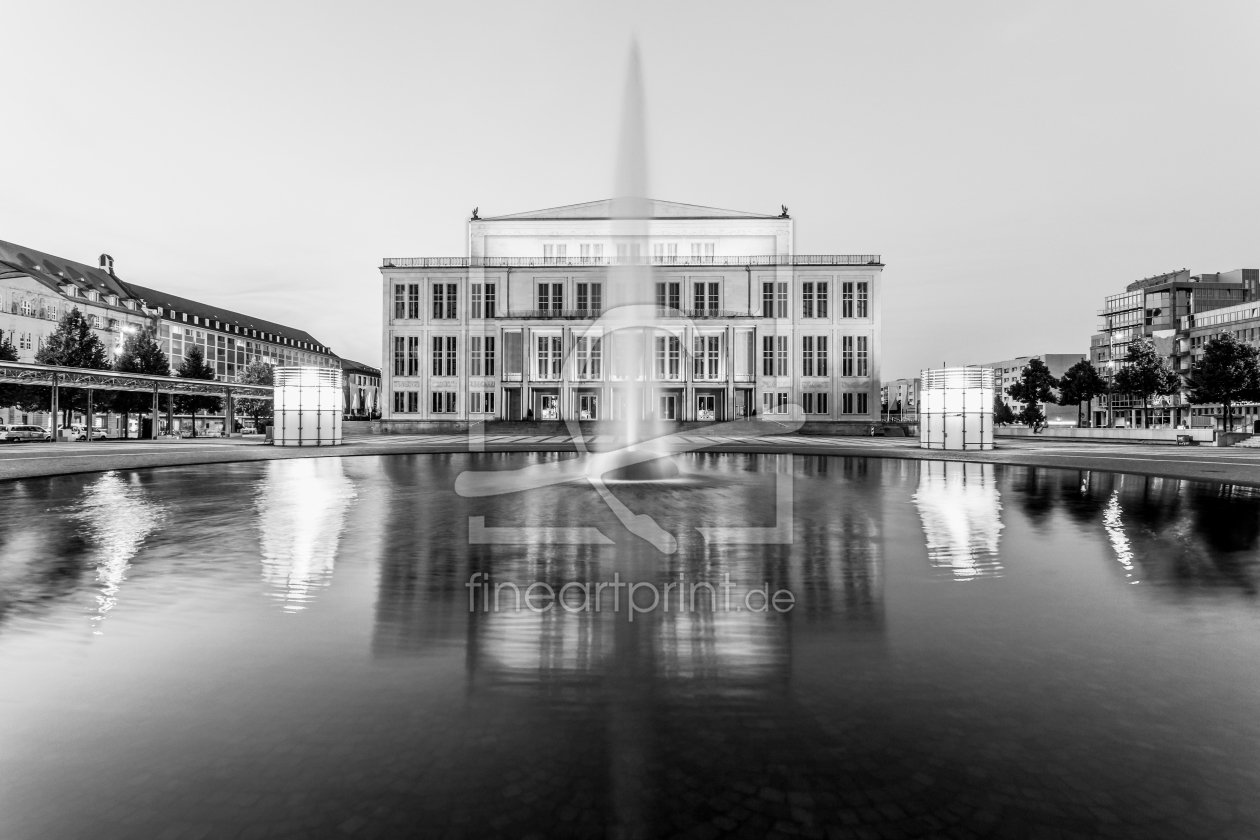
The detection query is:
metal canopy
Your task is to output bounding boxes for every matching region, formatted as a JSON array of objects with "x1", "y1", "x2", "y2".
[{"x1": 0, "y1": 361, "x2": 273, "y2": 399}]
